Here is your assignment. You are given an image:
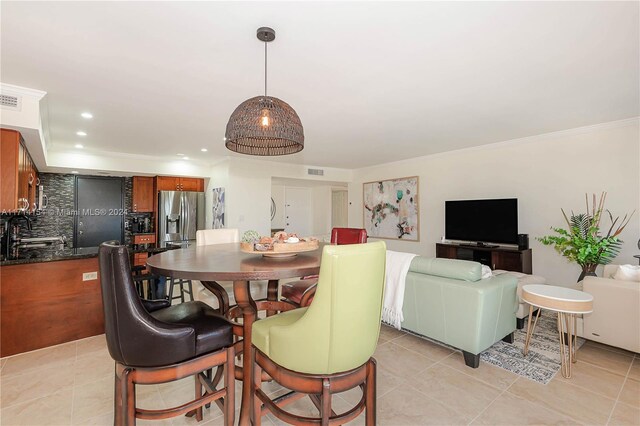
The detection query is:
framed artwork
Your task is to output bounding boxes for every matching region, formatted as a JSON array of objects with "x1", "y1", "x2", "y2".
[
  {"x1": 211, "y1": 187, "x2": 225, "y2": 229},
  {"x1": 363, "y1": 176, "x2": 419, "y2": 241}
]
